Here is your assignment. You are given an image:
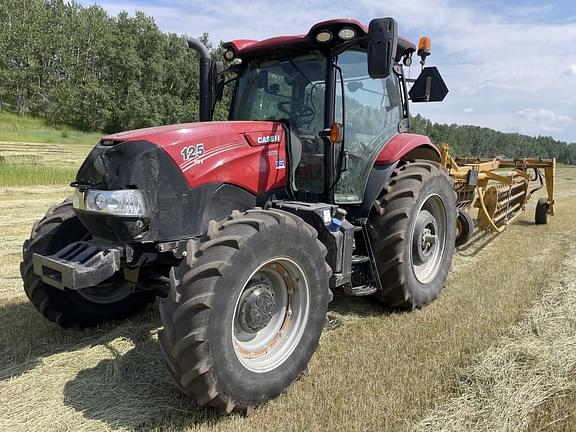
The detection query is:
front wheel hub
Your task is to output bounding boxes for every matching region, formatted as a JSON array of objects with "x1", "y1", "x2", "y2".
[
  {"x1": 238, "y1": 283, "x2": 276, "y2": 332},
  {"x1": 232, "y1": 259, "x2": 310, "y2": 373}
]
